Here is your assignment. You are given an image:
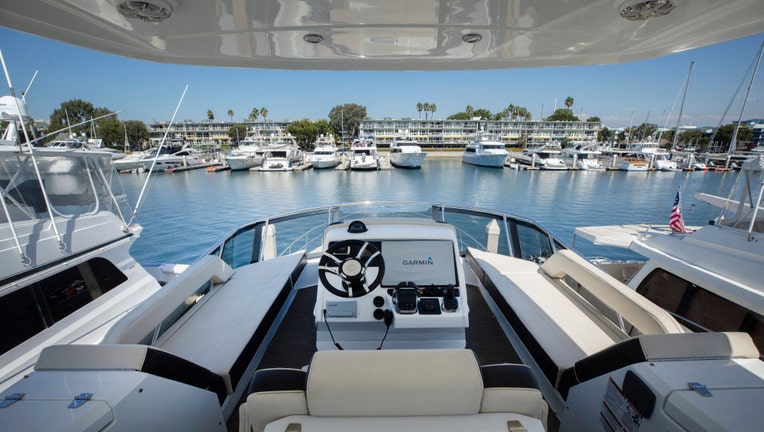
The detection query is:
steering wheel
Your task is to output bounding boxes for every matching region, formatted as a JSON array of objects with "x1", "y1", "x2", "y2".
[{"x1": 318, "y1": 240, "x2": 385, "y2": 298}]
